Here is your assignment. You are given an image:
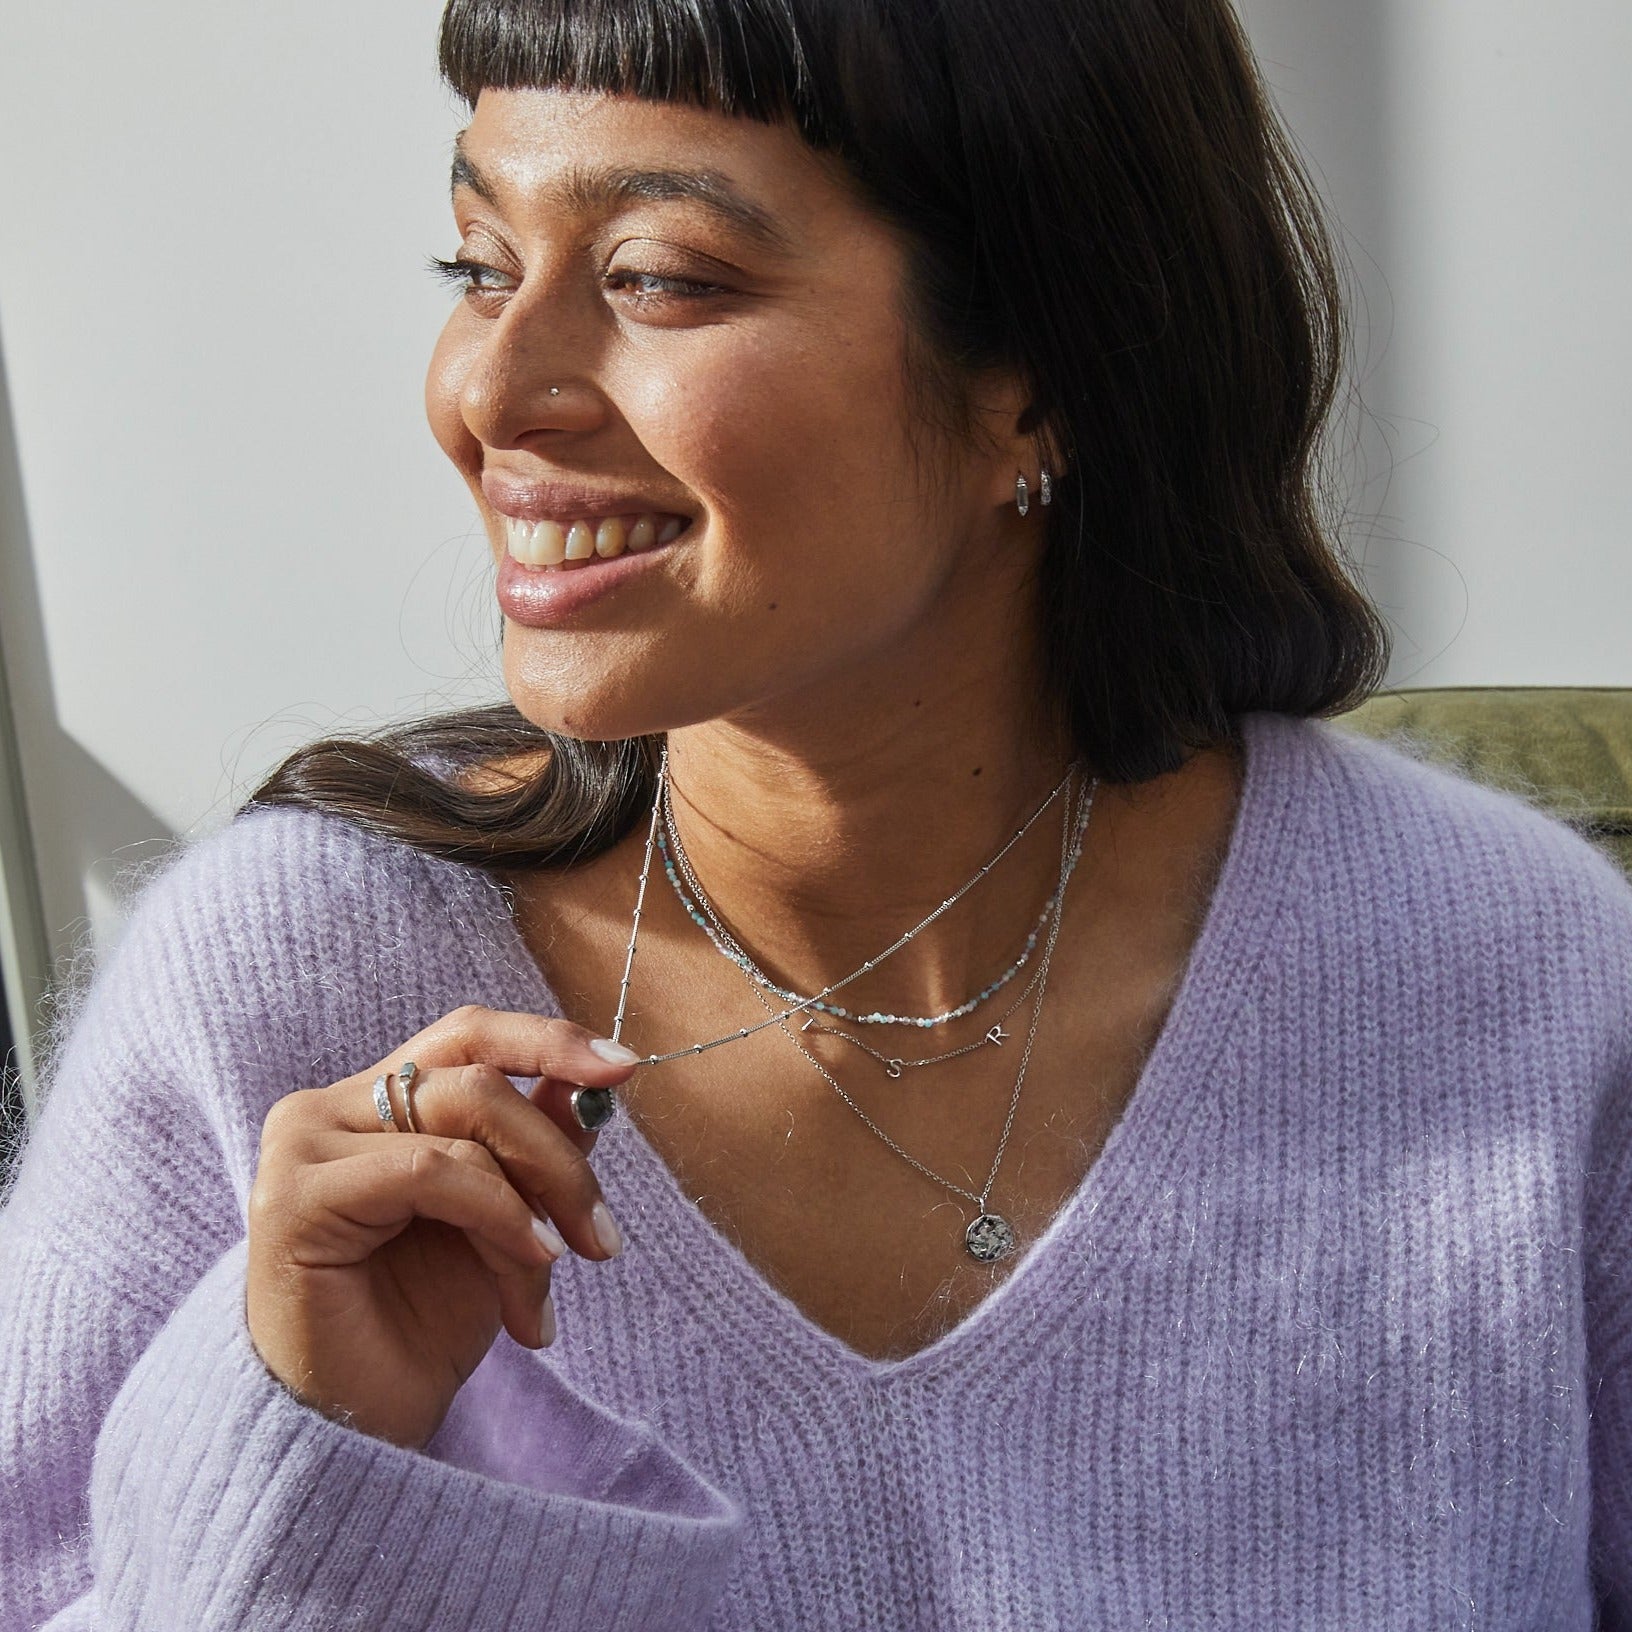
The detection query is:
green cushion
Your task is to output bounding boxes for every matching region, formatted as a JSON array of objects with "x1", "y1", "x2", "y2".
[{"x1": 1333, "y1": 687, "x2": 1632, "y2": 881}]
